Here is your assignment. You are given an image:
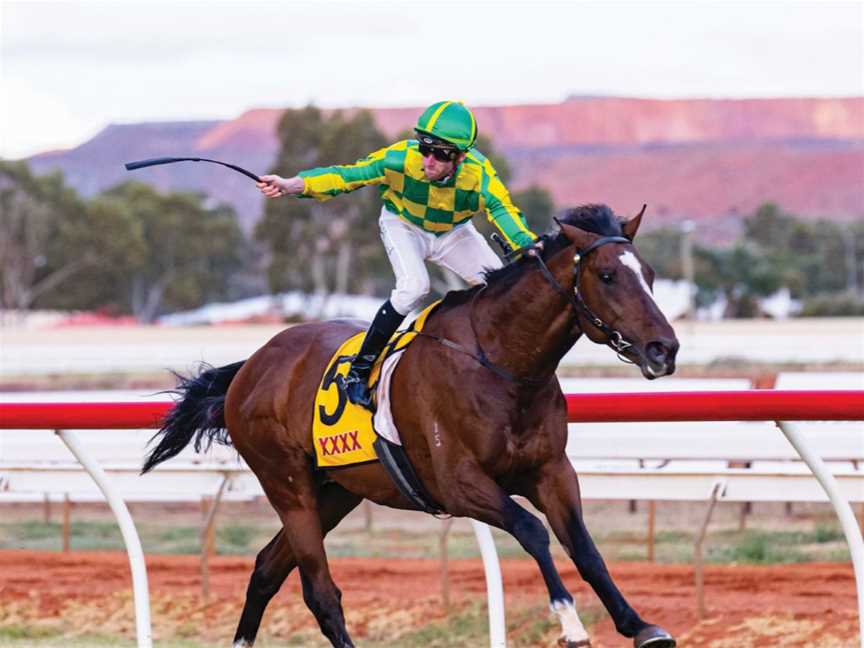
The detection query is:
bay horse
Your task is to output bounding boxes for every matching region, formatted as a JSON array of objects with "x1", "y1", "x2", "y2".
[{"x1": 142, "y1": 204, "x2": 679, "y2": 647}]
